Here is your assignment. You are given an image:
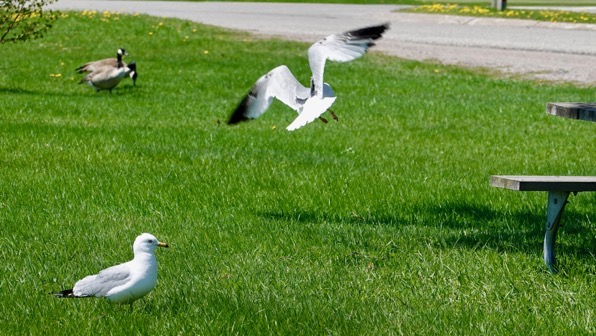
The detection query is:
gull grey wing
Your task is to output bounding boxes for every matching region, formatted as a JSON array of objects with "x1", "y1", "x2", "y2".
[
  {"x1": 307, "y1": 23, "x2": 390, "y2": 97},
  {"x1": 73, "y1": 263, "x2": 131, "y2": 298},
  {"x1": 228, "y1": 65, "x2": 309, "y2": 125}
]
